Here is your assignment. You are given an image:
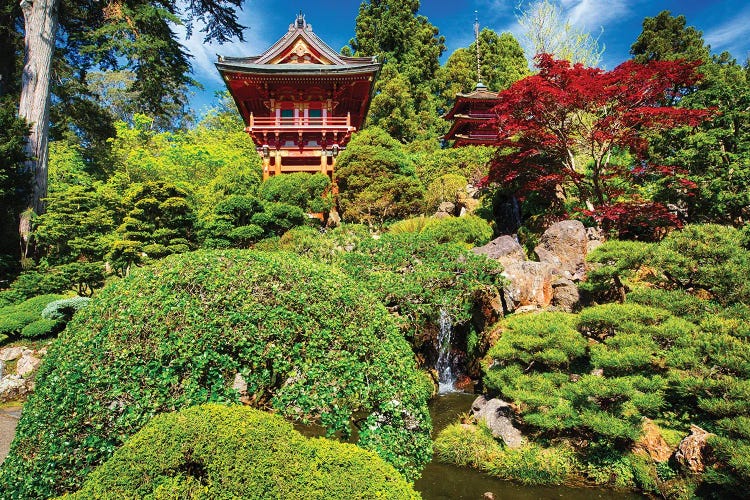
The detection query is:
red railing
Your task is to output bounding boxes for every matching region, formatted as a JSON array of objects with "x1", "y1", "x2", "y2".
[{"x1": 248, "y1": 114, "x2": 351, "y2": 128}]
